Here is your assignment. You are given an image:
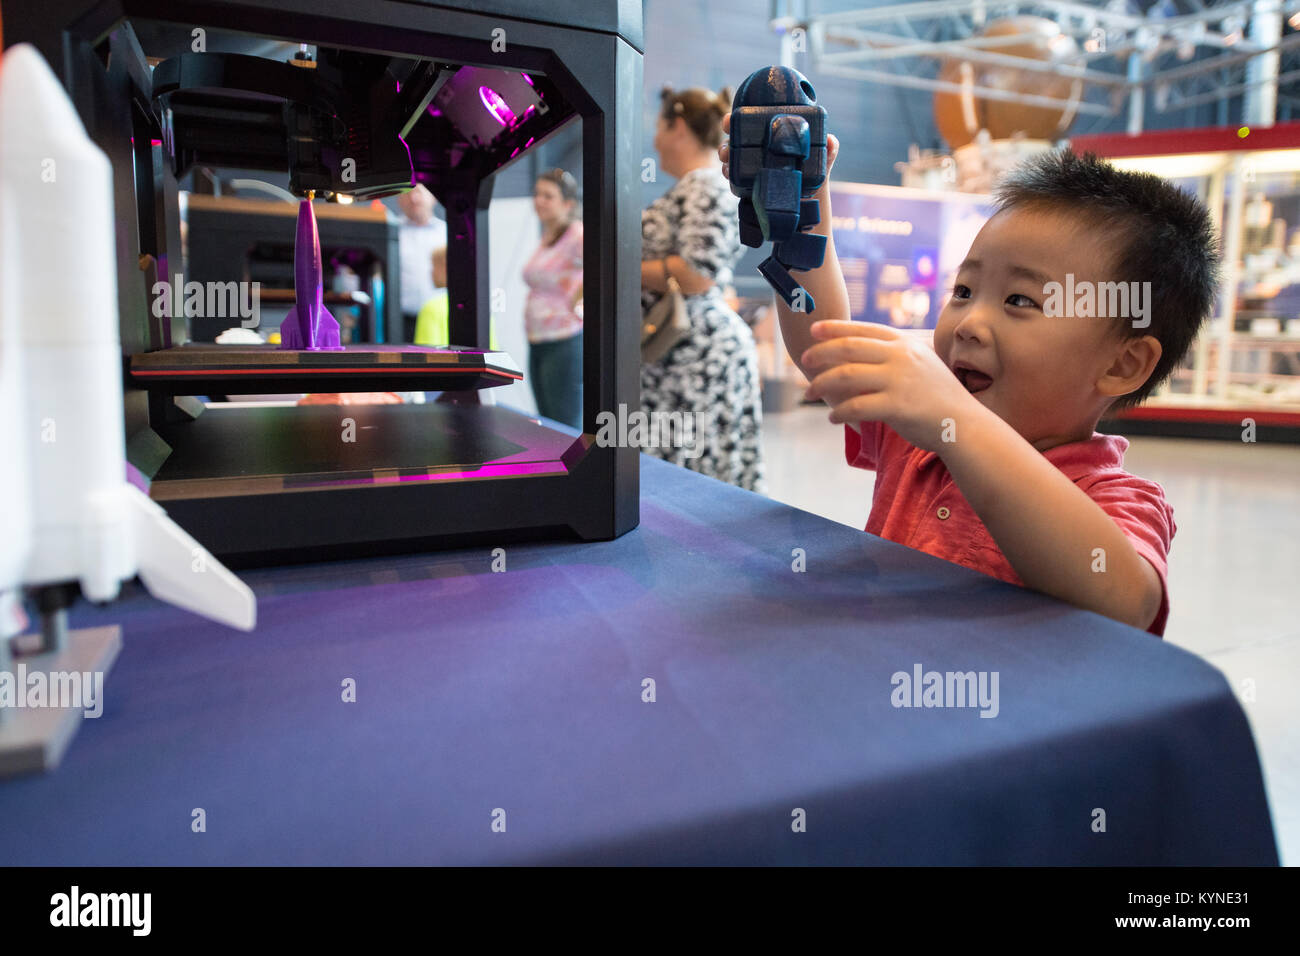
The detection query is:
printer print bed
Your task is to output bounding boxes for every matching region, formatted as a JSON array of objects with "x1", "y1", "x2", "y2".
[
  {"x1": 149, "y1": 404, "x2": 571, "y2": 489},
  {"x1": 129, "y1": 343, "x2": 521, "y2": 395}
]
